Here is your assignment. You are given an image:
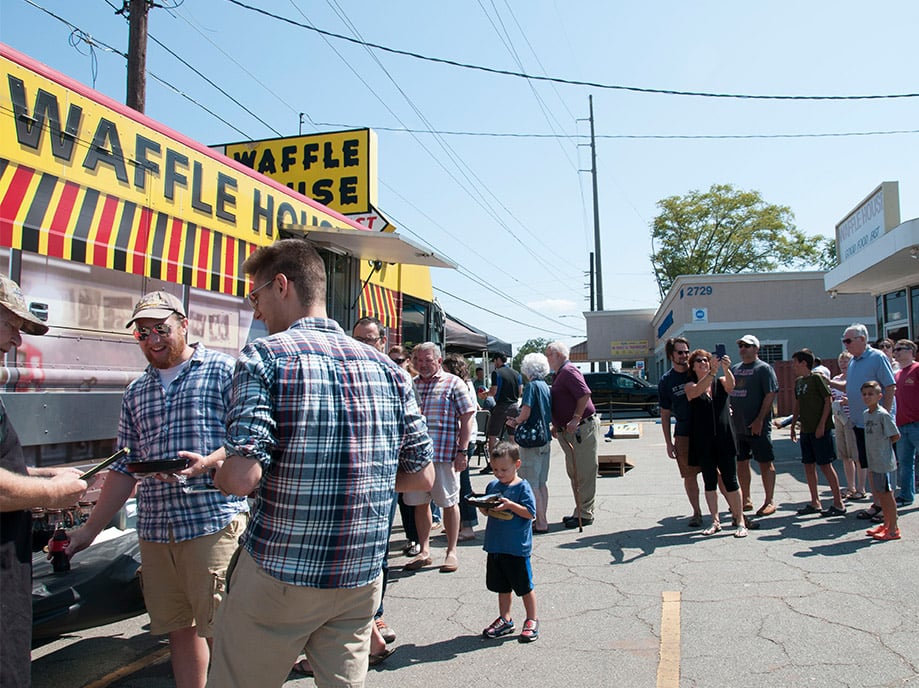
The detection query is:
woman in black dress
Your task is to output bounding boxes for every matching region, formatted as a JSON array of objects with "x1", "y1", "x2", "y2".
[{"x1": 684, "y1": 349, "x2": 746, "y2": 538}]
